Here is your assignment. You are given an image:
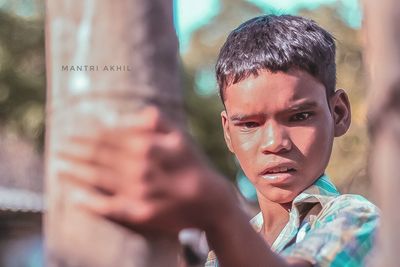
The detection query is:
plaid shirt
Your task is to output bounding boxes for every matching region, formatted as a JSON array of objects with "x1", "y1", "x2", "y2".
[{"x1": 205, "y1": 174, "x2": 379, "y2": 267}]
